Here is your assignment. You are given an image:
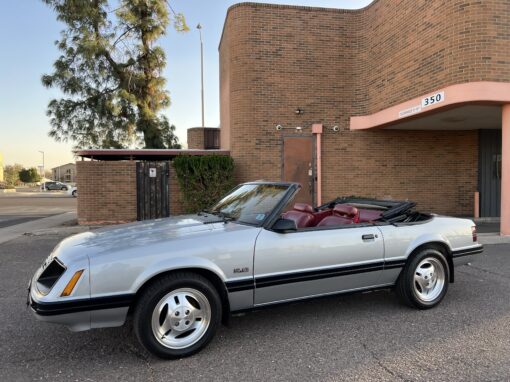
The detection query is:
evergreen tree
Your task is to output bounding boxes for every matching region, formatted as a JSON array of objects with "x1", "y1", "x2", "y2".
[
  {"x1": 19, "y1": 168, "x2": 42, "y2": 183},
  {"x1": 42, "y1": 0, "x2": 188, "y2": 149}
]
